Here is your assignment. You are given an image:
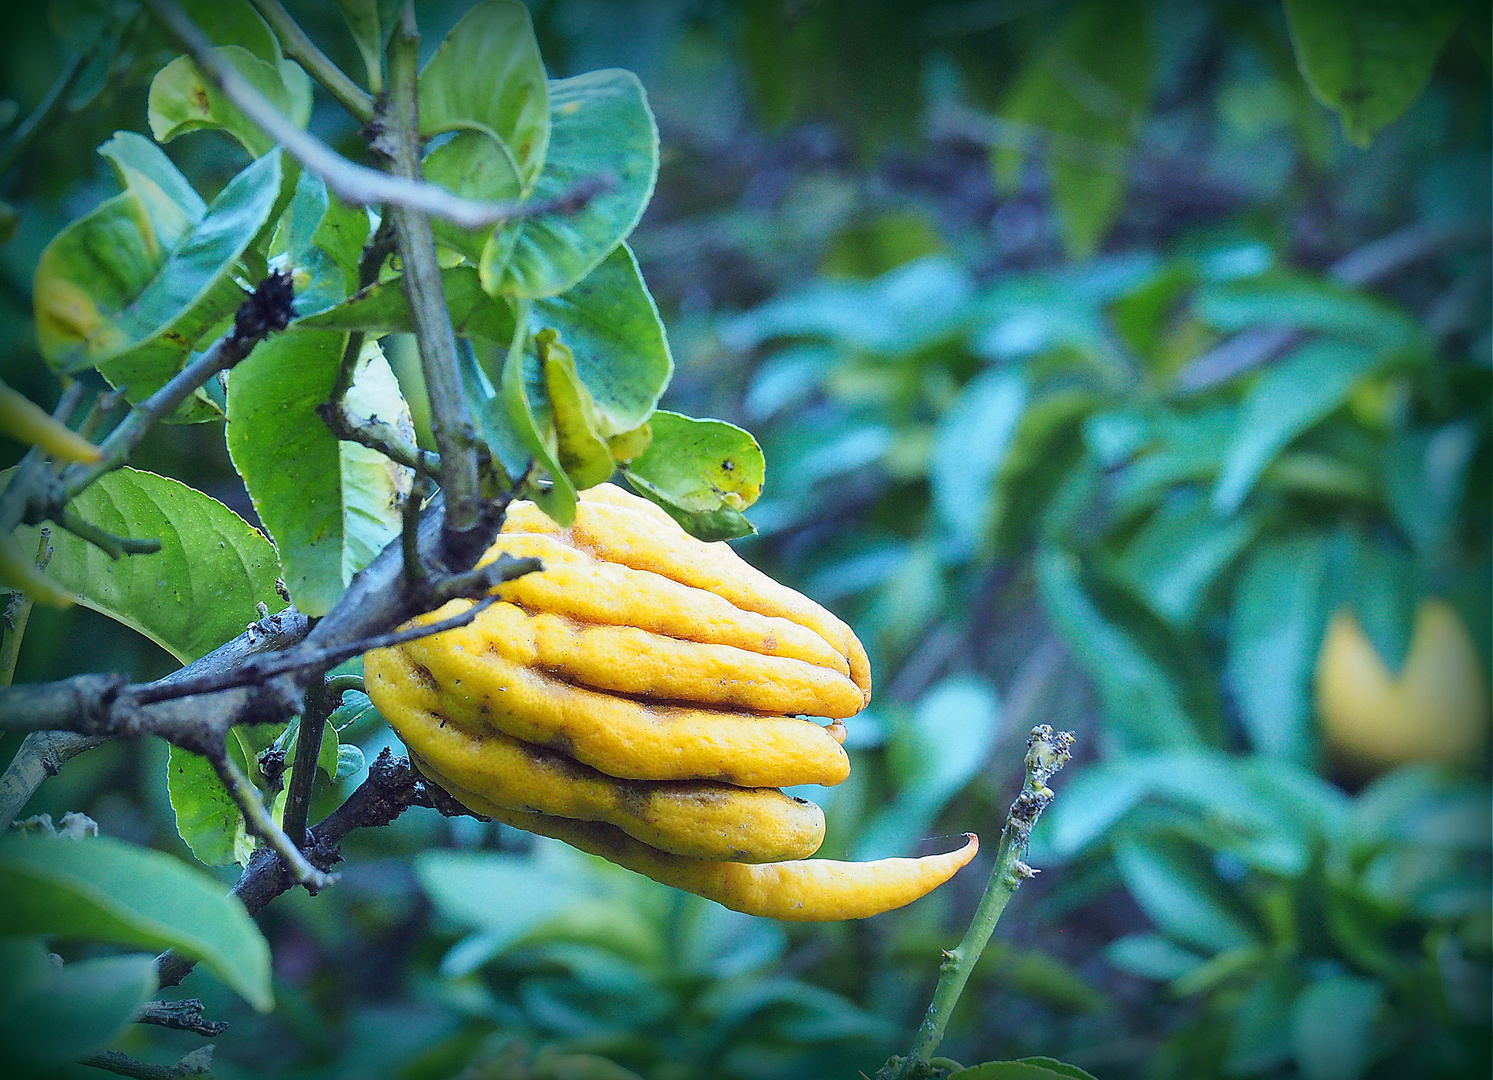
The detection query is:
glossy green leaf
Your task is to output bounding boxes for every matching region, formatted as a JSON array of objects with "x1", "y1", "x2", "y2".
[
  {"x1": 483, "y1": 69, "x2": 658, "y2": 299},
  {"x1": 1225, "y1": 535, "x2": 1329, "y2": 763},
  {"x1": 272, "y1": 170, "x2": 368, "y2": 317},
  {"x1": 1284, "y1": 0, "x2": 1463, "y2": 147},
  {"x1": 148, "y1": 47, "x2": 311, "y2": 157},
  {"x1": 1036, "y1": 546, "x2": 1205, "y2": 747},
  {"x1": 529, "y1": 242, "x2": 671, "y2": 435},
  {"x1": 856, "y1": 676, "x2": 1000, "y2": 860},
  {"x1": 993, "y1": 0, "x2": 1152, "y2": 257},
  {"x1": 0, "y1": 832, "x2": 272, "y2": 1011},
  {"x1": 0, "y1": 940, "x2": 158, "y2": 1069},
  {"x1": 34, "y1": 149, "x2": 283, "y2": 419},
  {"x1": 1114, "y1": 837, "x2": 1258, "y2": 955},
  {"x1": 167, "y1": 743, "x2": 254, "y2": 867},
  {"x1": 623, "y1": 411, "x2": 763, "y2": 541},
  {"x1": 423, "y1": 129, "x2": 525, "y2": 260},
  {"x1": 417, "y1": 0, "x2": 549, "y2": 189},
  {"x1": 227, "y1": 331, "x2": 411, "y2": 615},
  {"x1": 299, "y1": 265, "x2": 513, "y2": 341},
  {"x1": 12, "y1": 467, "x2": 283, "y2": 664},
  {"x1": 931, "y1": 368, "x2": 1027, "y2": 557},
  {"x1": 1212, "y1": 339, "x2": 1382, "y2": 515},
  {"x1": 1291, "y1": 975, "x2": 1384, "y2": 1080},
  {"x1": 98, "y1": 130, "x2": 204, "y2": 244},
  {"x1": 1116, "y1": 490, "x2": 1259, "y2": 625}
]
